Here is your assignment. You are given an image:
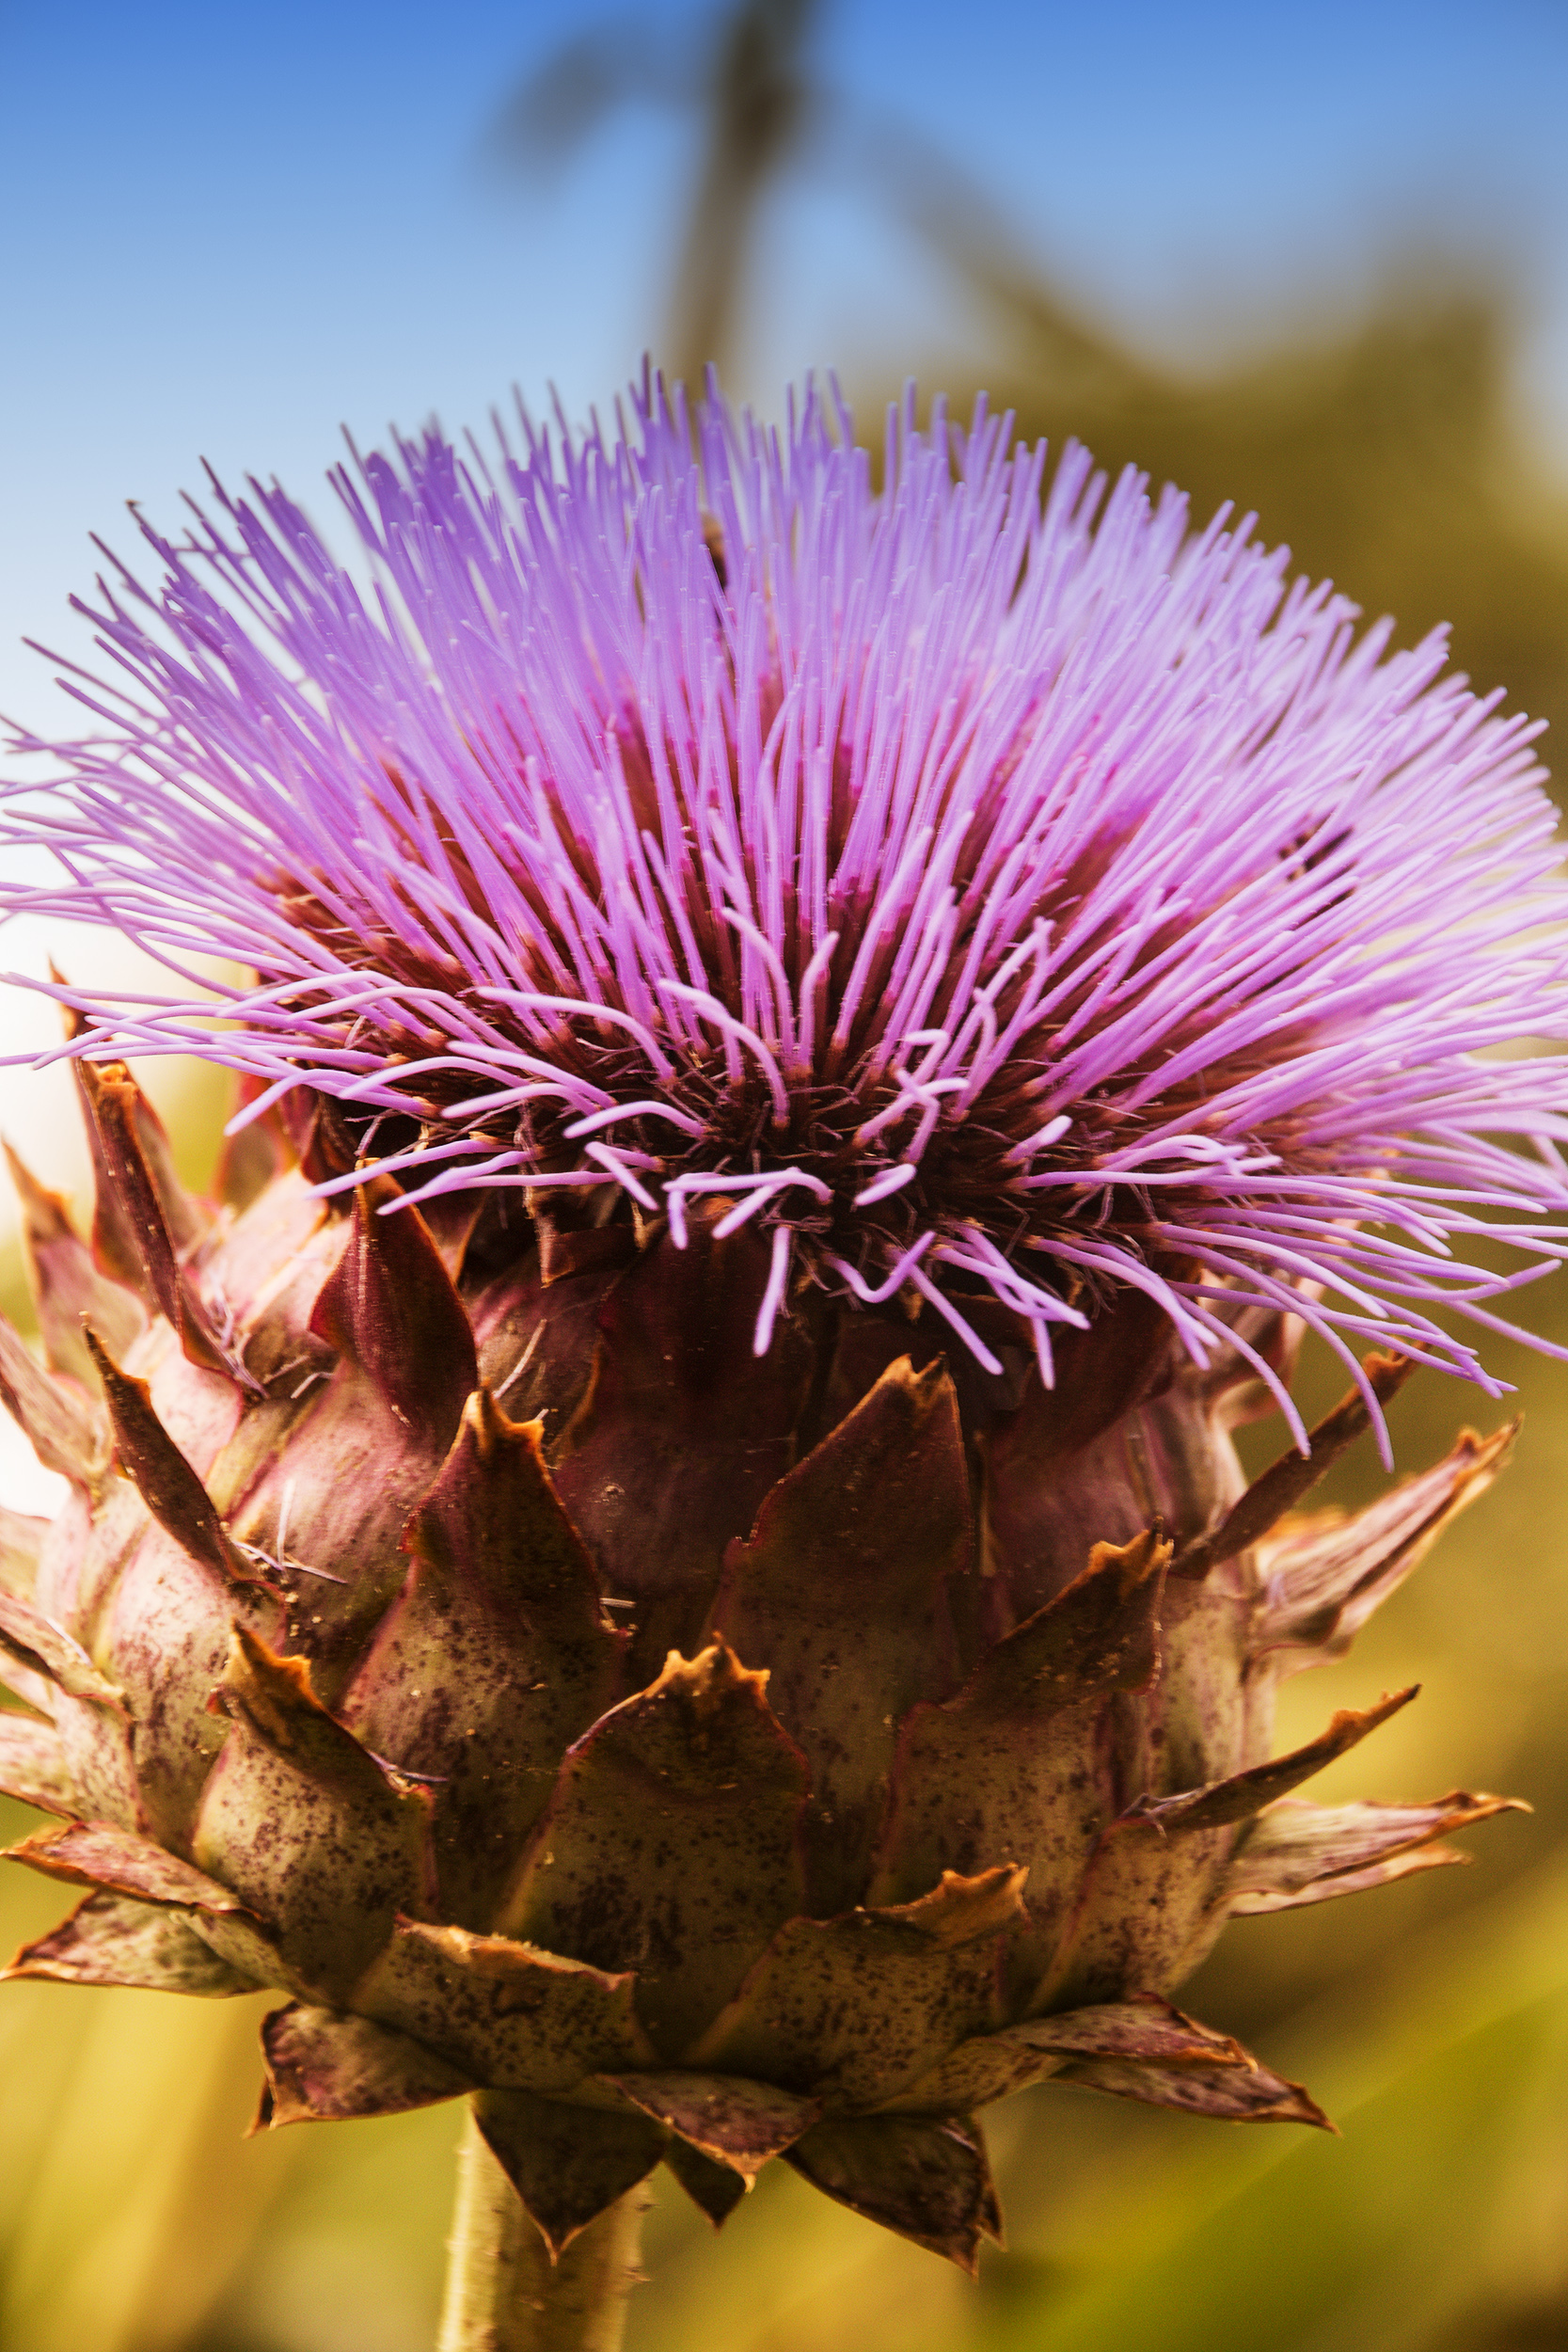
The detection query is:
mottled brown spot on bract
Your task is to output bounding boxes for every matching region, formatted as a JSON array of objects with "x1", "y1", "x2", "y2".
[
  {"x1": 194, "y1": 1625, "x2": 436, "y2": 1999},
  {"x1": 1226, "y1": 1788, "x2": 1527, "y2": 1915},
  {"x1": 595, "y1": 2068, "x2": 820, "y2": 2182},
  {"x1": 85, "y1": 1327, "x2": 261, "y2": 1591},
  {"x1": 341, "y1": 1389, "x2": 625, "y2": 1928},
  {"x1": 5, "y1": 1890, "x2": 258, "y2": 1994},
  {"x1": 550, "y1": 1219, "x2": 814, "y2": 1683},
  {"x1": 504, "y1": 1638, "x2": 809, "y2": 2058},
  {"x1": 867, "y1": 1525, "x2": 1169, "y2": 1950},
  {"x1": 712, "y1": 1355, "x2": 973, "y2": 1914},
  {"x1": 689, "y1": 1867, "x2": 1024, "y2": 2106},
  {"x1": 72, "y1": 1057, "x2": 243, "y2": 1383},
  {"x1": 257, "y1": 2000, "x2": 473, "y2": 2126},
  {"x1": 0, "y1": 1584, "x2": 126, "y2": 1712},
  {"x1": 472, "y1": 2088, "x2": 667, "y2": 2259},
  {"x1": 351, "y1": 1915, "x2": 653, "y2": 2092},
  {"x1": 0, "y1": 1315, "x2": 108, "y2": 1486},
  {"x1": 0, "y1": 1715, "x2": 74, "y2": 1817},
  {"x1": 783, "y1": 2112, "x2": 1003, "y2": 2274},
  {"x1": 1033, "y1": 1687, "x2": 1419, "y2": 2010},
  {"x1": 1053, "y1": 2048, "x2": 1332, "y2": 2128},
  {"x1": 884, "y1": 1991, "x2": 1248, "y2": 2111},
  {"x1": 4, "y1": 1817, "x2": 261, "y2": 1915}
]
